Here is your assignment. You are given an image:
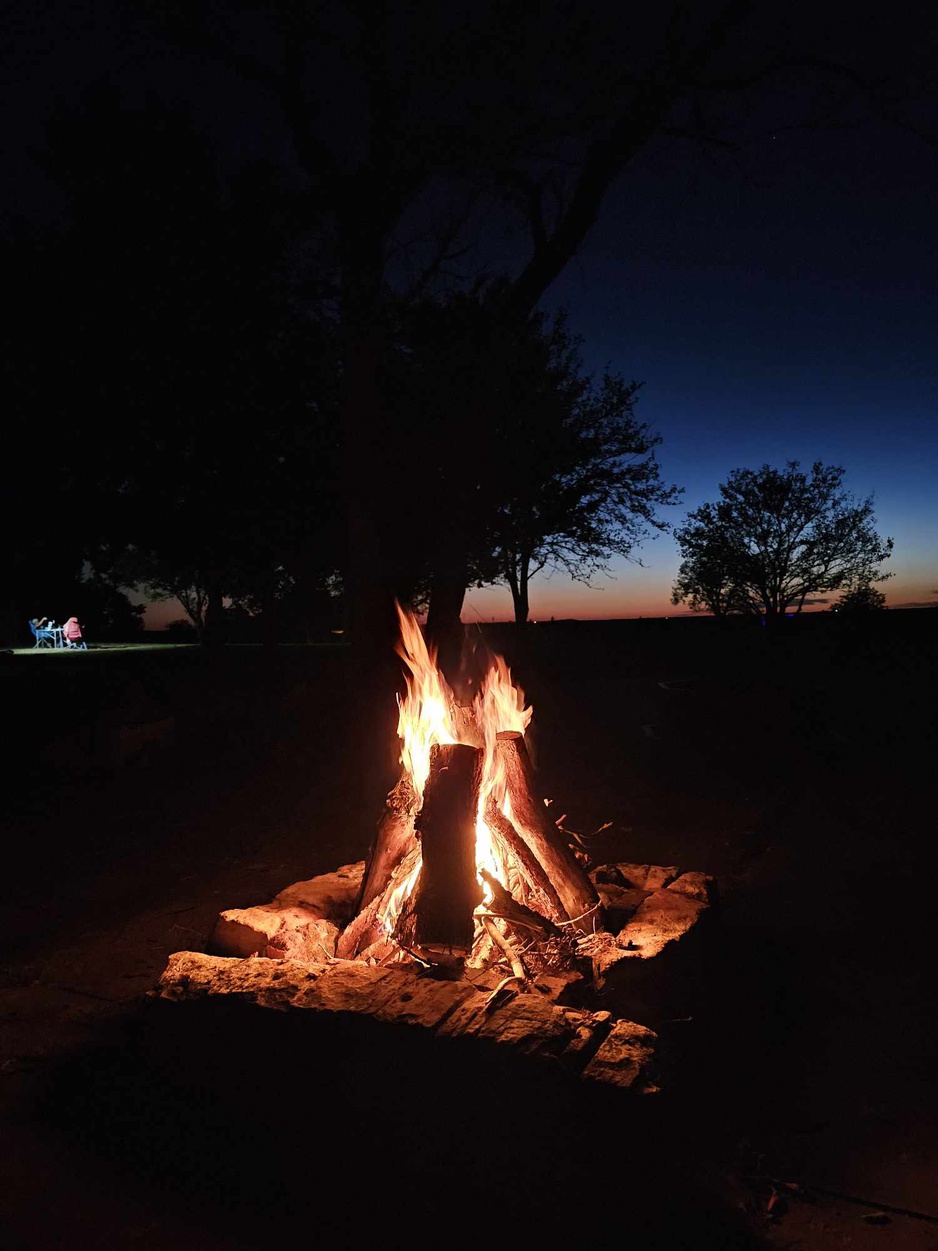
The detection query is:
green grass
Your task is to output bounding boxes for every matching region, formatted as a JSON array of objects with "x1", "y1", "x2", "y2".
[{"x1": 11, "y1": 642, "x2": 198, "y2": 655}]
